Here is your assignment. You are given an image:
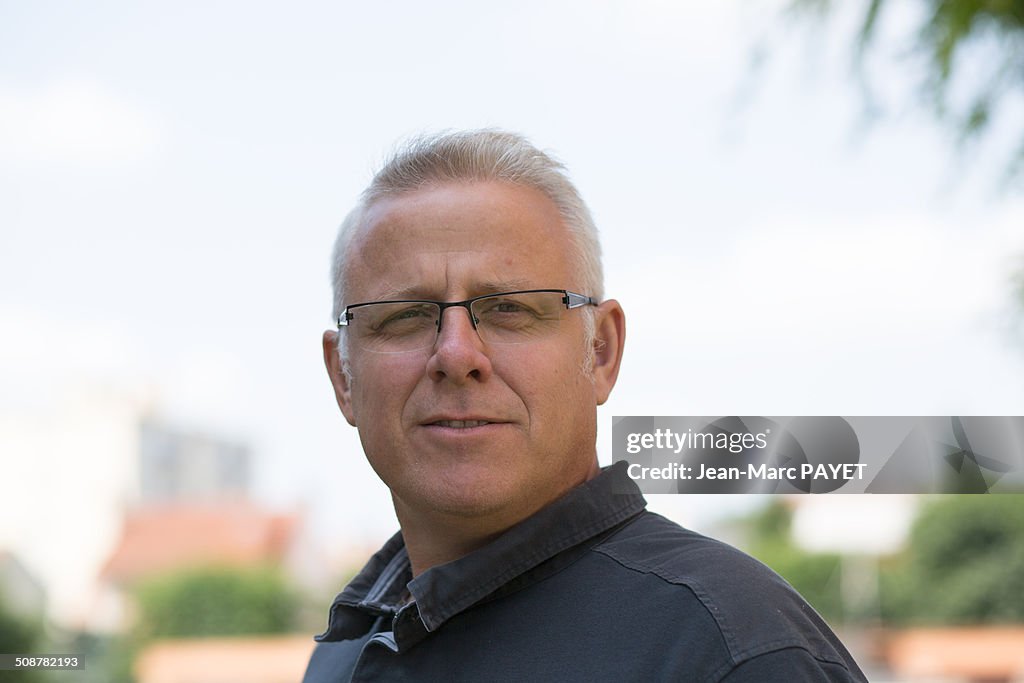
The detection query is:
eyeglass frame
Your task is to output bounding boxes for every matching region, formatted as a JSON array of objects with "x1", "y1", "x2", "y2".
[{"x1": 336, "y1": 289, "x2": 597, "y2": 339}]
